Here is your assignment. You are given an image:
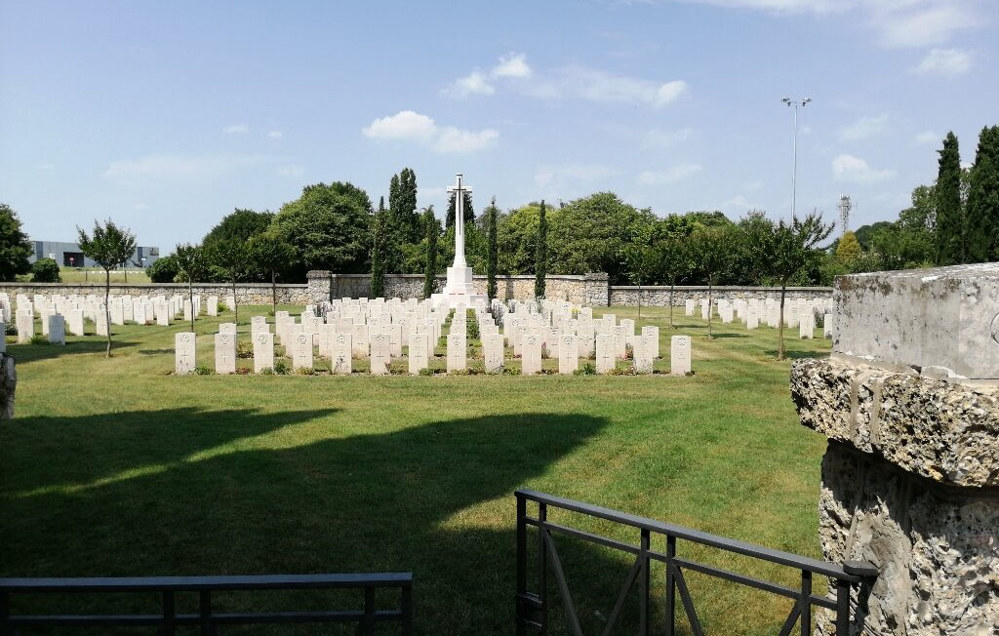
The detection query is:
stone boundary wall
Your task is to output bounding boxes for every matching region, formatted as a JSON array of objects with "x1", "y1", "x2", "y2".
[
  {"x1": 610, "y1": 285, "x2": 832, "y2": 307},
  {"x1": 306, "y1": 272, "x2": 609, "y2": 307},
  {"x1": 0, "y1": 282, "x2": 311, "y2": 305}
]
